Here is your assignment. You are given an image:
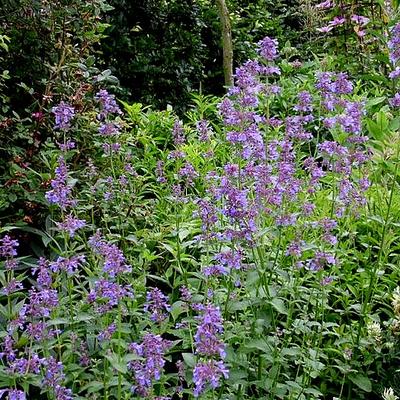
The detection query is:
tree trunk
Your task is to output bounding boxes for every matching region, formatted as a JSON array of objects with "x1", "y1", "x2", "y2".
[{"x1": 215, "y1": 0, "x2": 233, "y2": 88}]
